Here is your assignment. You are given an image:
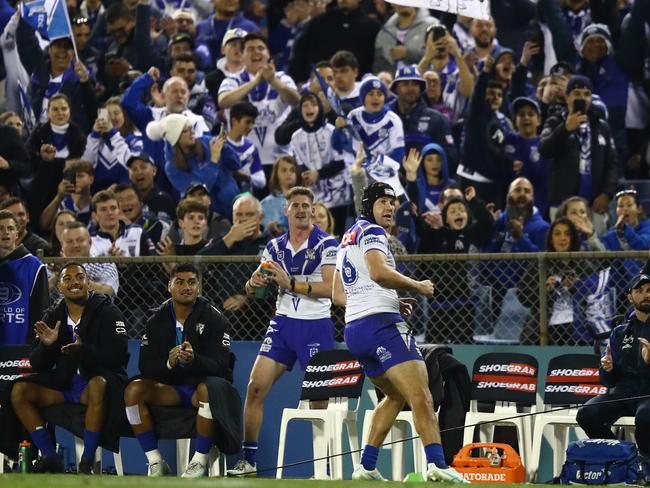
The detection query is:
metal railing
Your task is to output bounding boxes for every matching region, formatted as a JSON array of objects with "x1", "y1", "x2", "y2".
[{"x1": 43, "y1": 251, "x2": 649, "y2": 345}]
